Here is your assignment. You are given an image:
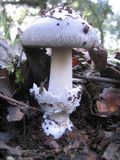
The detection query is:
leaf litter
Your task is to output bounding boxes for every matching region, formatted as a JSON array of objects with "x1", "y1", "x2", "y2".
[{"x1": 0, "y1": 31, "x2": 120, "y2": 159}]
